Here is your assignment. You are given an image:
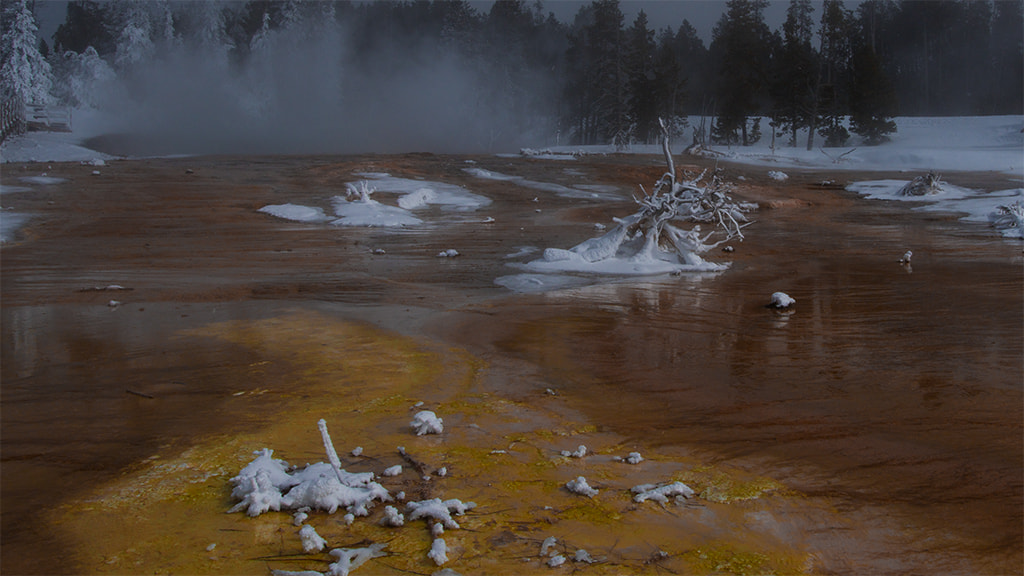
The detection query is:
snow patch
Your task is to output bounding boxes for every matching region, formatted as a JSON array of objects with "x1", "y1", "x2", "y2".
[{"x1": 259, "y1": 204, "x2": 332, "y2": 223}]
